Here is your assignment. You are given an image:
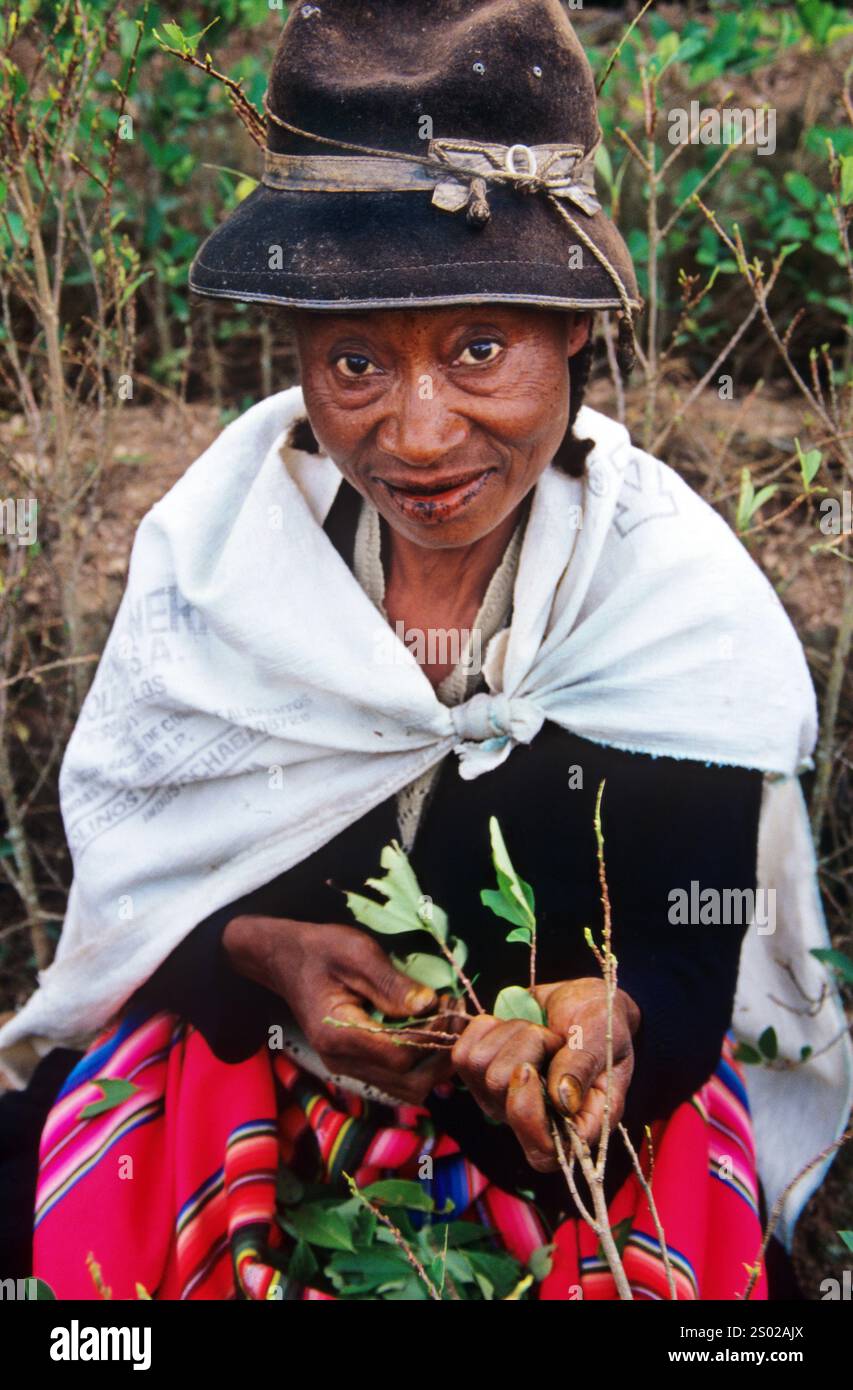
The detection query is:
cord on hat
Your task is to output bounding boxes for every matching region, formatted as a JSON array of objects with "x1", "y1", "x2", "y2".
[{"x1": 263, "y1": 97, "x2": 639, "y2": 372}]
